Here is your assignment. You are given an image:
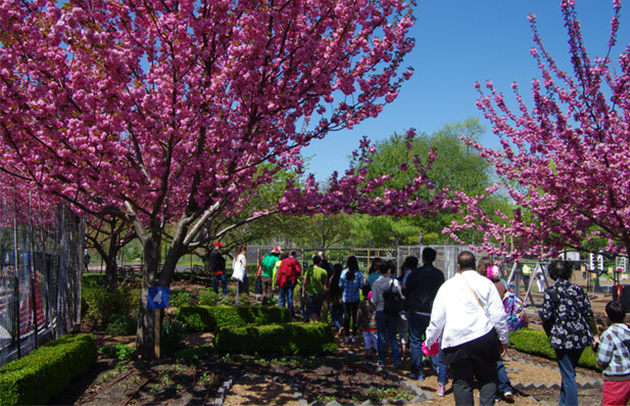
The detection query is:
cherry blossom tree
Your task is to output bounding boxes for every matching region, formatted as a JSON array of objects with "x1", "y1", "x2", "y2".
[
  {"x1": 0, "y1": 0, "x2": 451, "y2": 357},
  {"x1": 446, "y1": 0, "x2": 630, "y2": 260}
]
